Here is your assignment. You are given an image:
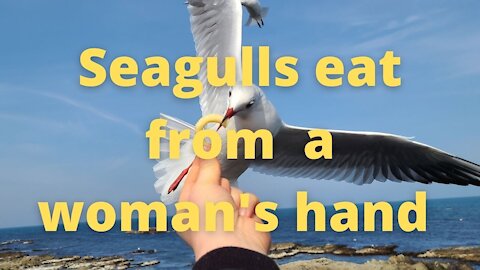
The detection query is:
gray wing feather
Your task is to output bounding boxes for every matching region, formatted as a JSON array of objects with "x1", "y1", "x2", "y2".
[
  {"x1": 252, "y1": 125, "x2": 480, "y2": 186},
  {"x1": 187, "y1": 0, "x2": 243, "y2": 116}
]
